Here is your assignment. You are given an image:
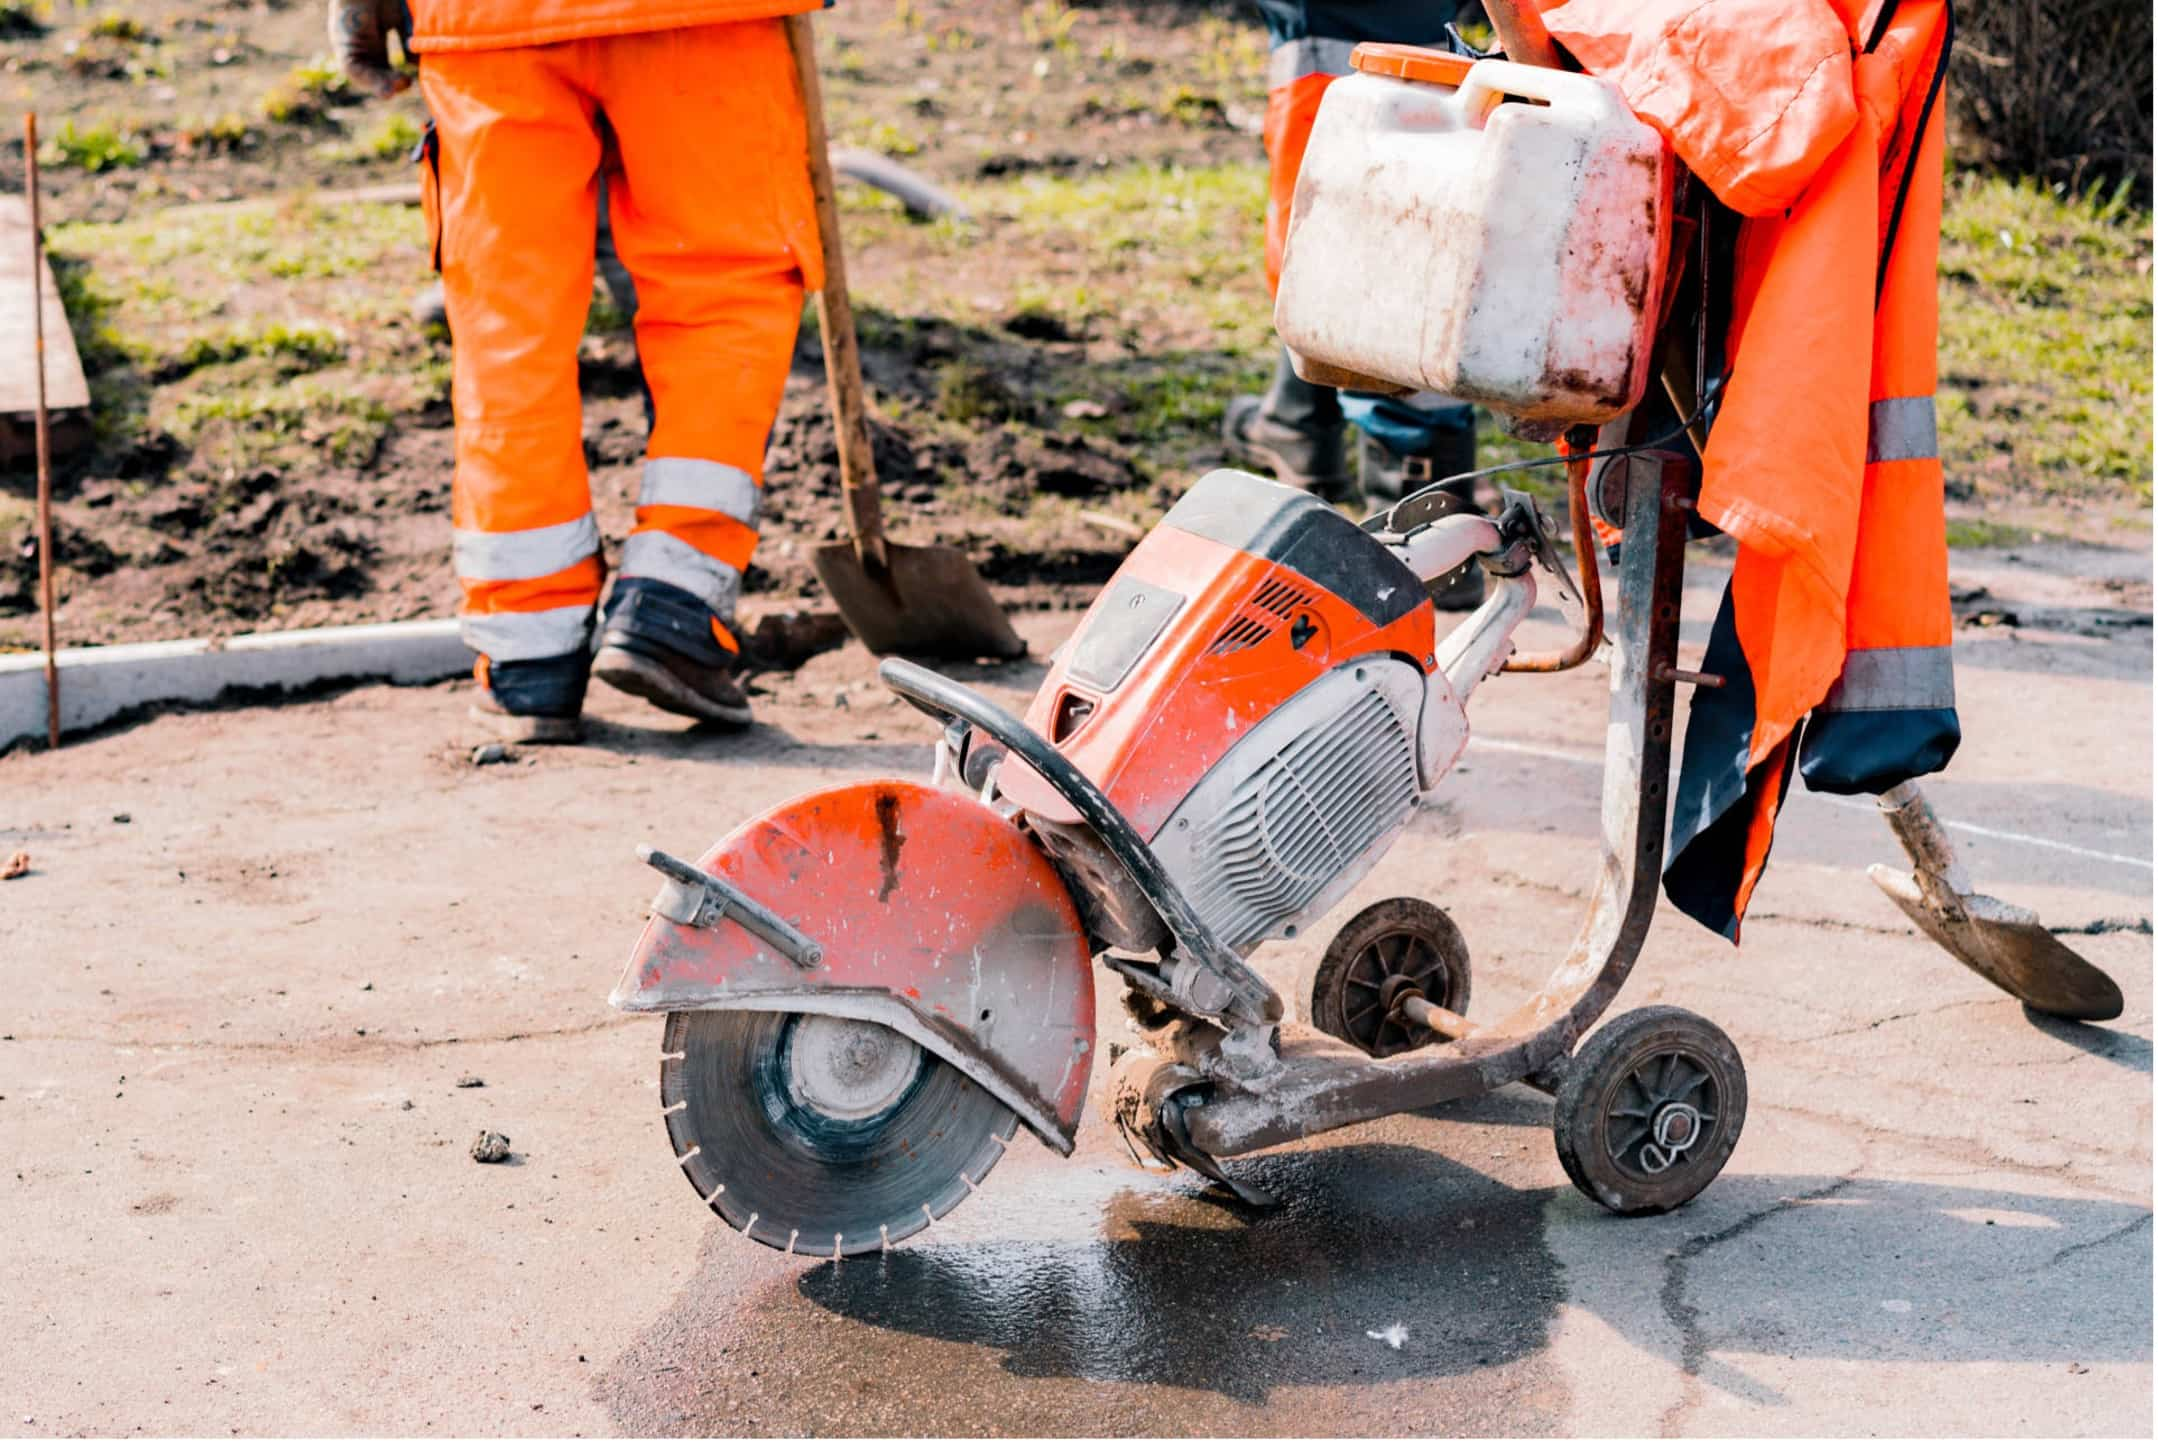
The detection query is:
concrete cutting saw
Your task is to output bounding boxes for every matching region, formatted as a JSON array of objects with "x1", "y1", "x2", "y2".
[{"x1": 609, "y1": 455, "x2": 1751, "y2": 1256}]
